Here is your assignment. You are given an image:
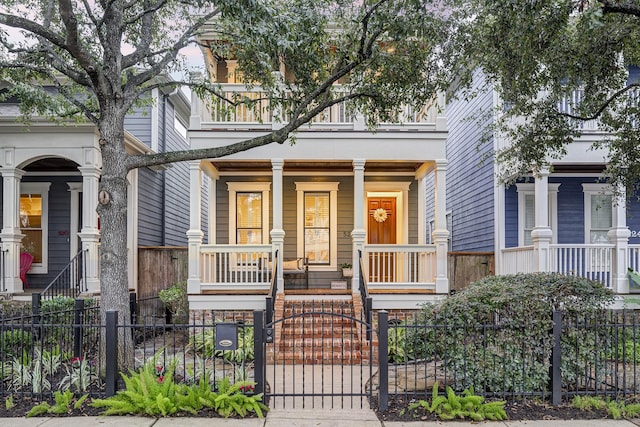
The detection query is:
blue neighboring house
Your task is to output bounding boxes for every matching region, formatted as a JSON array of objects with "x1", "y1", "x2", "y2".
[
  {"x1": 445, "y1": 67, "x2": 640, "y2": 294},
  {"x1": 0, "y1": 78, "x2": 196, "y2": 297}
]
